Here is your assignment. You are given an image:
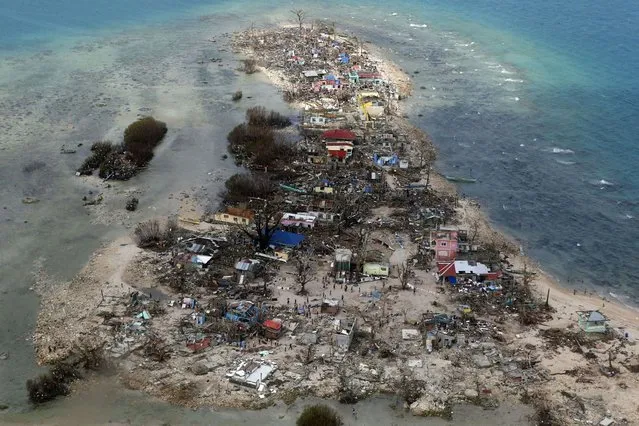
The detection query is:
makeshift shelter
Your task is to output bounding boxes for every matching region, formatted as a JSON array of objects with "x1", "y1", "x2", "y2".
[
  {"x1": 262, "y1": 319, "x2": 283, "y2": 339},
  {"x1": 362, "y1": 262, "x2": 390, "y2": 277},
  {"x1": 334, "y1": 248, "x2": 353, "y2": 283},
  {"x1": 577, "y1": 310, "x2": 609, "y2": 333}
]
